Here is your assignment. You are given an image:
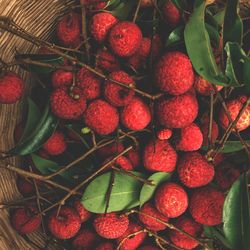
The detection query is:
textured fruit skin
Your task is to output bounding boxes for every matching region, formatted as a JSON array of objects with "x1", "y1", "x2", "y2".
[
  {"x1": 72, "y1": 229, "x2": 99, "y2": 249},
  {"x1": 219, "y1": 97, "x2": 250, "y2": 131},
  {"x1": 50, "y1": 87, "x2": 86, "y2": 120},
  {"x1": 178, "y1": 152, "x2": 215, "y2": 188},
  {"x1": 175, "y1": 123, "x2": 203, "y2": 151},
  {"x1": 121, "y1": 97, "x2": 151, "y2": 130},
  {"x1": 104, "y1": 71, "x2": 135, "y2": 107},
  {"x1": 43, "y1": 131, "x2": 66, "y2": 155},
  {"x1": 96, "y1": 242, "x2": 115, "y2": 250},
  {"x1": 90, "y1": 12, "x2": 118, "y2": 42},
  {"x1": 94, "y1": 213, "x2": 129, "y2": 239},
  {"x1": 201, "y1": 119, "x2": 219, "y2": 146},
  {"x1": 143, "y1": 139, "x2": 177, "y2": 172},
  {"x1": 194, "y1": 76, "x2": 223, "y2": 96},
  {"x1": 169, "y1": 216, "x2": 202, "y2": 250},
  {"x1": 157, "y1": 92, "x2": 198, "y2": 128},
  {"x1": 115, "y1": 156, "x2": 134, "y2": 171},
  {"x1": 0, "y1": 73, "x2": 24, "y2": 104},
  {"x1": 126, "y1": 148, "x2": 141, "y2": 168},
  {"x1": 96, "y1": 48, "x2": 120, "y2": 72},
  {"x1": 16, "y1": 177, "x2": 35, "y2": 197},
  {"x1": 76, "y1": 67, "x2": 101, "y2": 100},
  {"x1": 215, "y1": 162, "x2": 241, "y2": 190},
  {"x1": 117, "y1": 223, "x2": 147, "y2": 250},
  {"x1": 109, "y1": 21, "x2": 142, "y2": 57},
  {"x1": 98, "y1": 142, "x2": 124, "y2": 159},
  {"x1": 163, "y1": 0, "x2": 181, "y2": 27},
  {"x1": 84, "y1": 99, "x2": 119, "y2": 135},
  {"x1": 73, "y1": 200, "x2": 91, "y2": 223},
  {"x1": 155, "y1": 182, "x2": 188, "y2": 218},
  {"x1": 155, "y1": 52, "x2": 194, "y2": 95},
  {"x1": 139, "y1": 202, "x2": 169, "y2": 231},
  {"x1": 189, "y1": 187, "x2": 225, "y2": 226},
  {"x1": 52, "y1": 70, "x2": 73, "y2": 89},
  {"x1": 56, "y1": 13, "x2": 81, "y2": 46},
  {"x1": 48, "y1": 206, "x2": 81, "y2": 239},
  {"x1": 11, "y1": 206, "x2": 41, "y2": 234},
  {"x1": 157, "y1": 128, "x2": 172, "y2": 140}
]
